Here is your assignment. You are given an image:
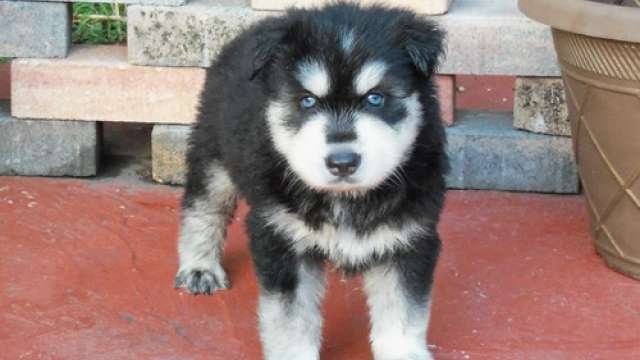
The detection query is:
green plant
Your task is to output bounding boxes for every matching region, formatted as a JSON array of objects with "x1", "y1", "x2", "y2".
[
  {"x1": 72, "y1": 3, "x2": 127, "y2": 44},
  {"x1": 0, "y1": 58, "x2": 9, "y2": 64}
]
